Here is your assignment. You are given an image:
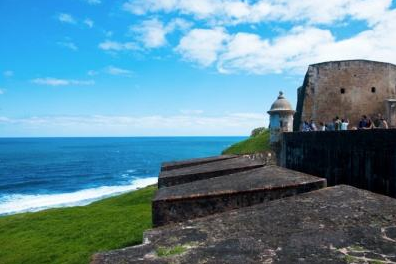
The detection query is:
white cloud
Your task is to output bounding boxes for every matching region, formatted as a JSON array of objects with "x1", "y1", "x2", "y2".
[
  {"x1": 57, "y1": 14, "x2": 94, "y2": 28},
  {"x1": 84, "y1": 18, "x2": 94, "y2": 28},
  {"x1": 123, "y1": 0, "x2": 217, "y2": 19},
  {"x1": 87, "y1": 70, "x2": 98, "y2": 76},
  {"x1": 122, "y1": 0, "x2": 391, "y2": 26},
  {"x1": 176, "y1": 27, "x2": 229, "y2": 66},
  {"x1": 174, "y1": 7, "x2": 396, "y2": 75},
  {"x1": 123, "y1": 0, "x2": 175, "y2": 15},
  {"x1": 119, "y1": 0, "x2": 396, "y2": 75},
  {"x1": 3, "y1": 70, "x2": 13, "y2": 77},
  {"x1": 58, "y1": 13, "x2": 76, "y2": 24},
  {"x1": 0, "y1": 88, "x2": 5, "y2": 95},
  {"x1": 130, "y1": 18, "x2": 192, "y2": 49},
  {"x1": 31, "y1": 78, "x2": 95, "y2": 86},
  {"x1": 0, "y1": 112, "x2": 265, "y2": 136},
  {"x1": 85, "y1": 0, "x2": 101, "y2": 5},
  {"x1": 131, "y1": 18, "x2": 168, "y2": 48},
  {"x1": 179, "y1": 109, "x2": 204, "y2": 115},
  {"x1": 57, "y1": 41, "x2": 78, "y2": 51},
  {"x1": 86, "y1": 67, "x2": 134, "y2": 77},
  {"x1": 104, "y1": 31, "x2": 113, "y2": 37},
  {"x1": 106, "y1": 66, "x2": 134, "y2": 77},
  {"x1": 218, "y1": 27, "x2": 335, "y2": 74},
  {"x1": 98, "y1": 40, "x2": 139, "y2": 51}
]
